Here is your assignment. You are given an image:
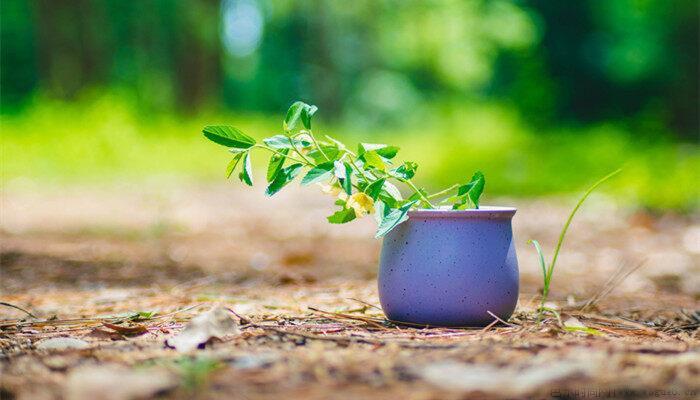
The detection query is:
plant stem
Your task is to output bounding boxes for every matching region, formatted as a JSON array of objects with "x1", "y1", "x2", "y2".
[
  {"x1": 291, "y1": 142, "x2": 314, "y2": 165},
  {"x1": 284, "y1": 130, "x2": 315, "y2": 165},
  {"x1": 253, "y1": 145, "x2": 311, "y2": 166},
  {"x1": 403, "y1": 179, "x2": 435, "y2": 208},
  {"x1": 306, "y1": 130, "x2": 330, "y2": 161},
  {"x1": 348, "y1": 155, "x2": 371, "y2": 183},
  {"x1": 427, "y1": 183, "x2": 459, "y2": 199}
]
